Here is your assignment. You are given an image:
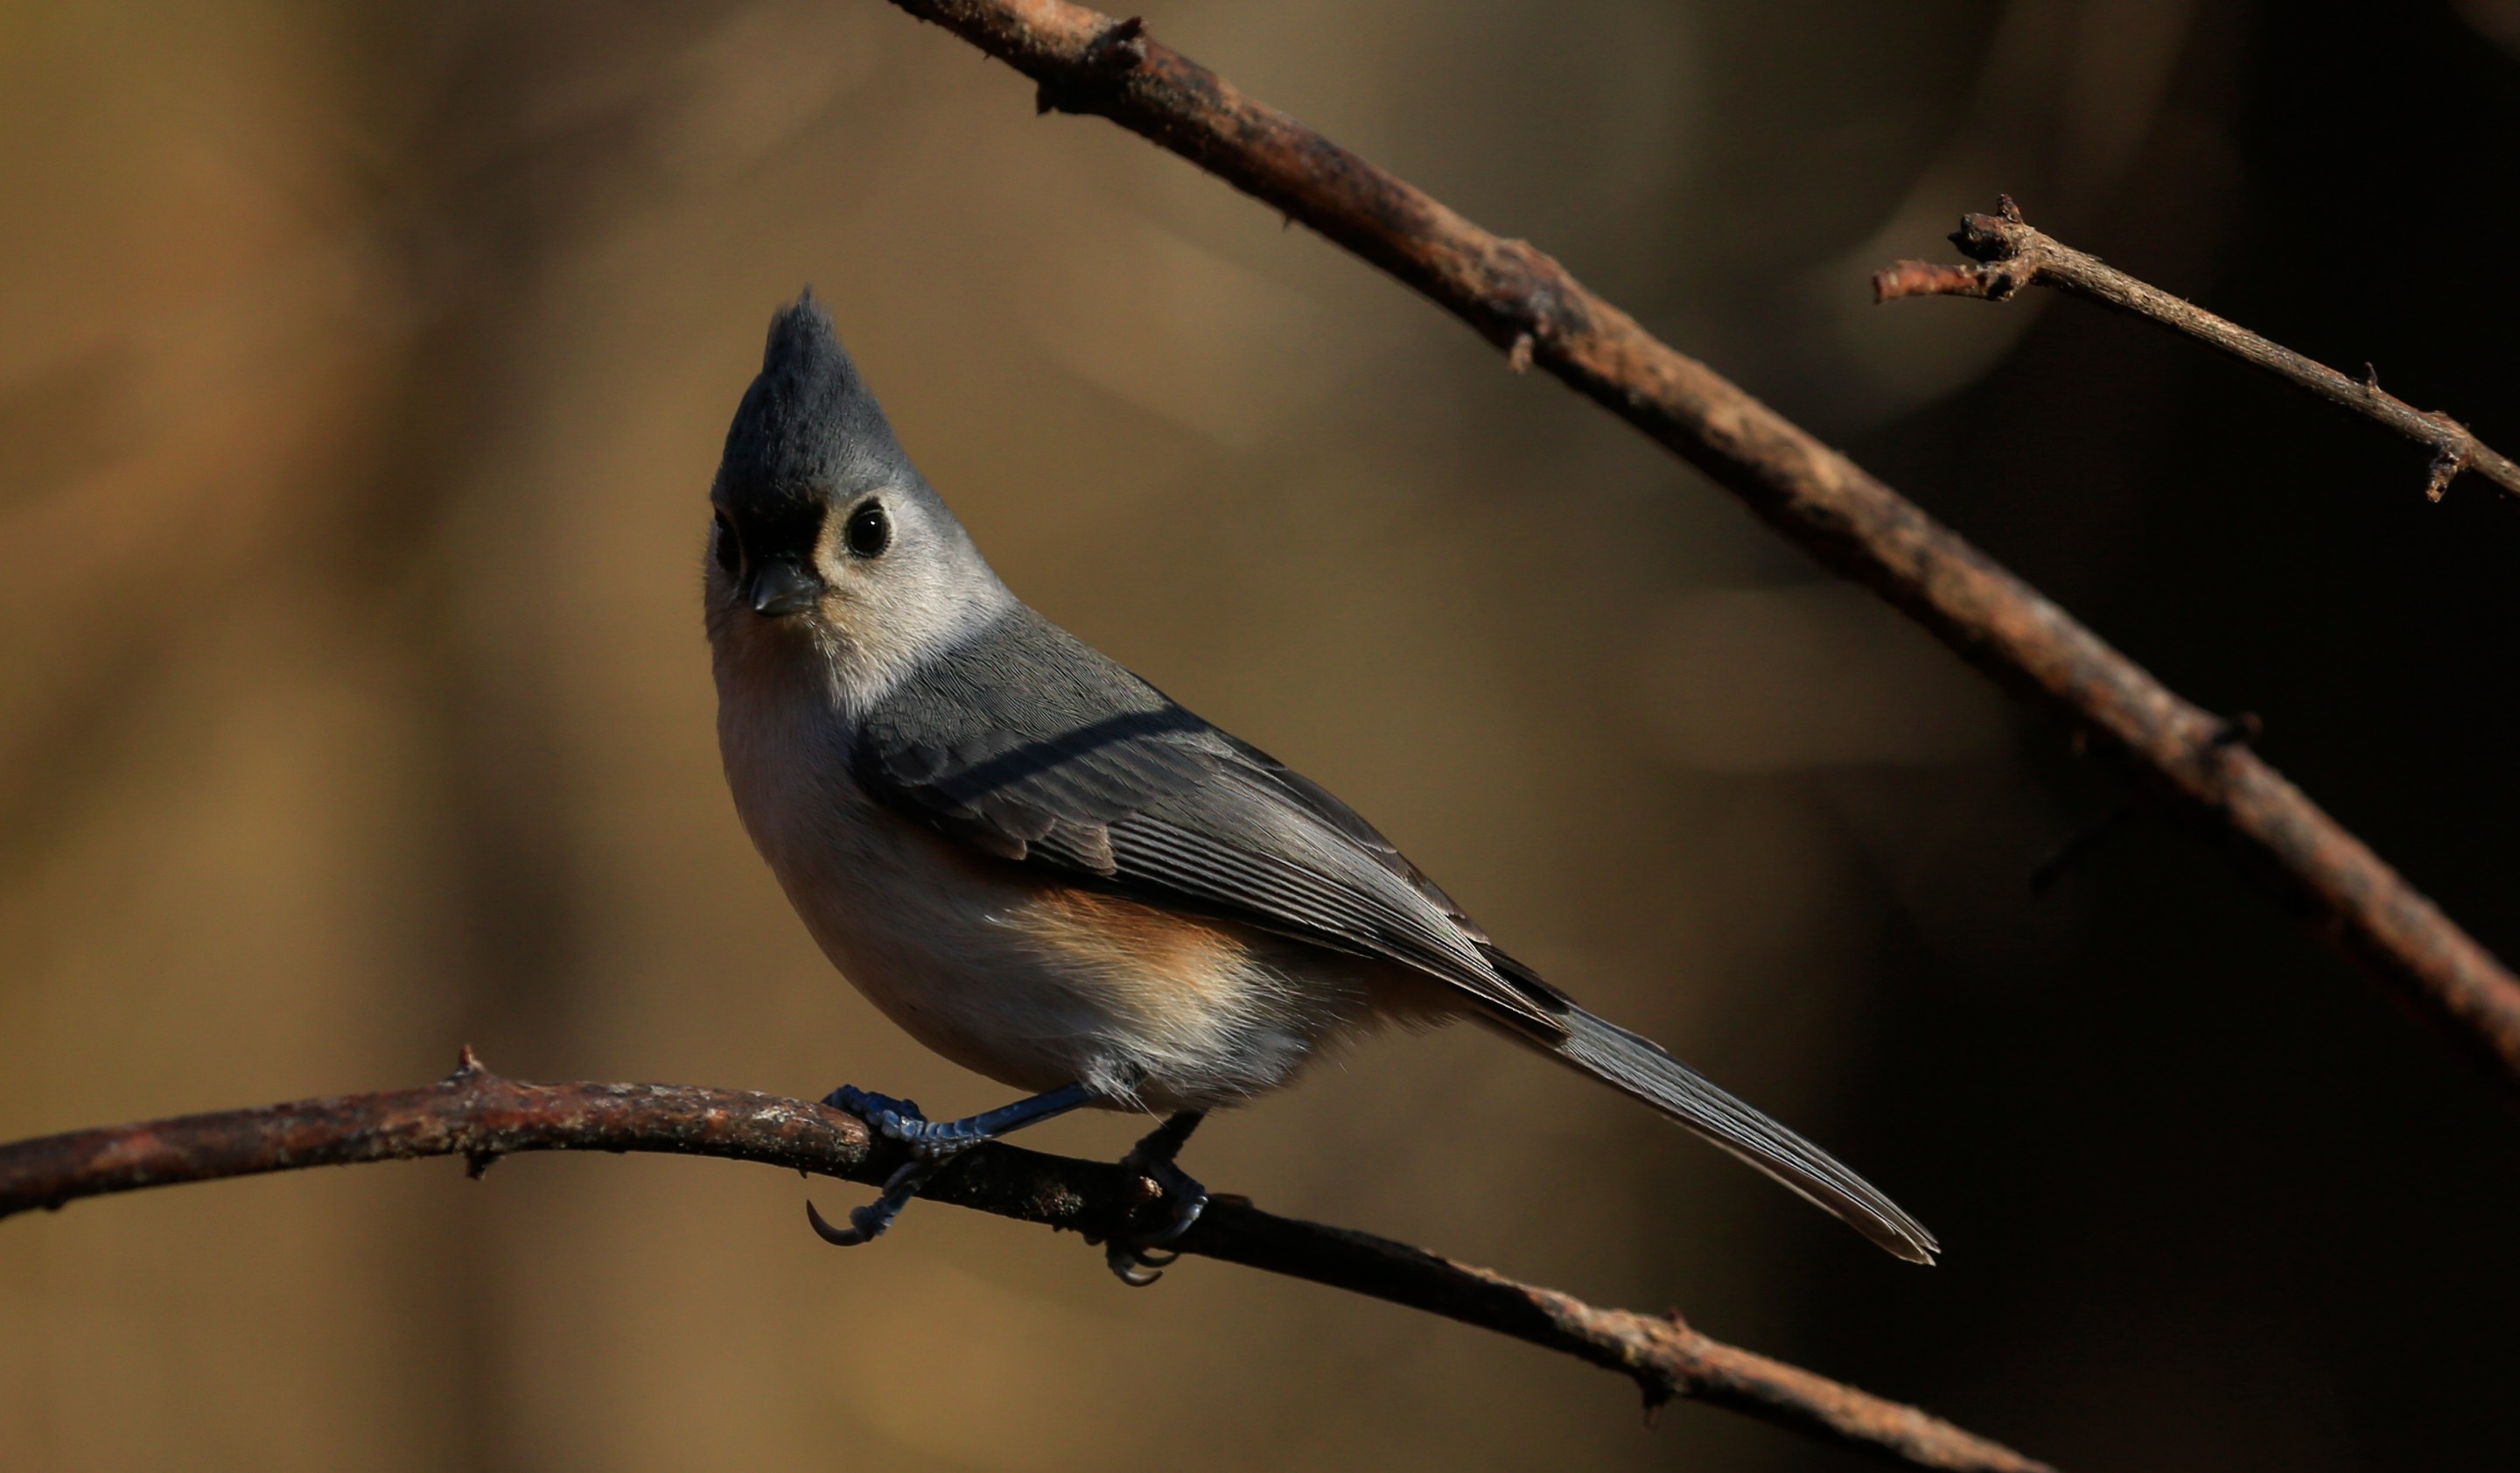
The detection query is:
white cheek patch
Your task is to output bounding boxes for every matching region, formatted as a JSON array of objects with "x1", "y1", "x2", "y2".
[{"x1": 809, "y1": 502, "x2": 1016, "y2": 722}]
